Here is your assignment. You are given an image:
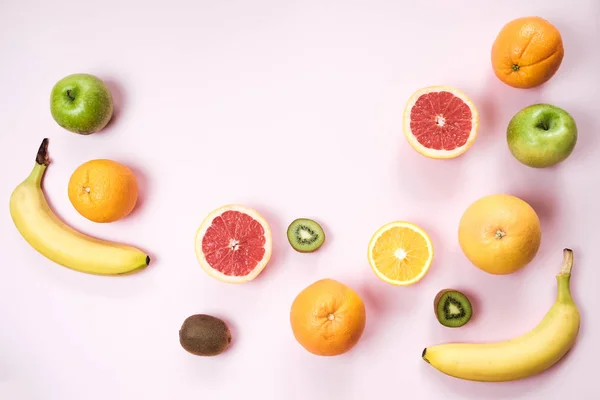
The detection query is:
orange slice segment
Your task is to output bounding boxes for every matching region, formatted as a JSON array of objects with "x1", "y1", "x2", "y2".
[{"x1": 367, "y1": 221, "x2": 434, "y2": 286}]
